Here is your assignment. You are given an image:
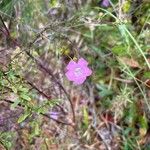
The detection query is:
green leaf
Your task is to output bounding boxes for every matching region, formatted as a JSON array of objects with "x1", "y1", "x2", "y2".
[
  {"x1": 138, "y1": 114, "x2": 148, "y2": 137},
  {"x1": 139, "y1": 114, "x2": 148, "y2": 129},
  {"x1": 112, "y1": 45, "x2": 127, "y2": 56},
  {"x1": 123, "y1": 1, "x2": 131, "y2": 13},
  {"x1": 144, "y1": 71, "x2": 150, "y2": 78},
  {"x1": 124, "y1": 103, "x2": 137, "y2": 126},
  {"x1": 82, "y1": 106, "x2": 89, "y2": 129},
  {"x1": 97, "y1": 84, "x2": 113, "y2": 97},
  {"x1": 20, "y1": 94, "x2": 31, "y2": 101},
  {"x1": 34, "y1": 122, "x2": 40, "y2": 136},
  {"x1": 11, "y1": 86, "x2": 17, "y2": 93},
  {"x1": 19, "y1": 86, "x2": 29, "y2": 93},
  {"x1": 118, "y1": 24, "x2": 129, "y2": 45},
  {"x1": 50, "y1": 0, "x2": 58, "y2": 7},
  {"x1": 10, "y1": 99, "x2": 20, "y2": 109},
  {"x1": 18, "y1": 111, "x2": 31, "y2": 123},
  {"x1": 36, "y1": 106, "x2": 47, "y2": 114}
]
